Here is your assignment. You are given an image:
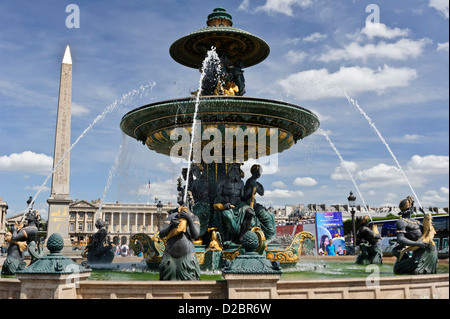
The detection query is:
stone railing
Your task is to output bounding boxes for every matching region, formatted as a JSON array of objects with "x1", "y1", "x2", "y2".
[
  {"x1": 276, "y1": 274, "x2": 449, "y2": 299},
  {"x1": 1, "y1": 273, "x2": 448, "y2": 299}
]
